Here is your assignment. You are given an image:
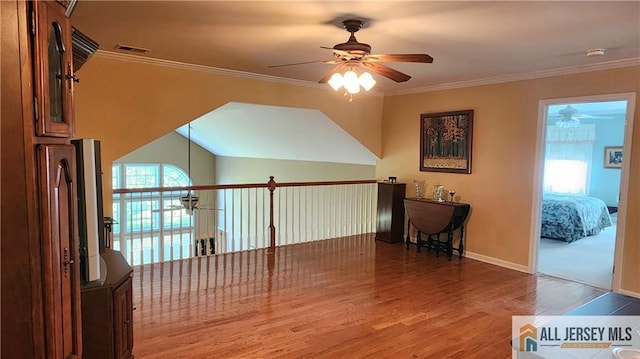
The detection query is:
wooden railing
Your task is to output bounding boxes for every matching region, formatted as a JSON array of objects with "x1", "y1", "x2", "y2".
[{"x1": 111, "y1": 177, "x2": 377, "y2": 265}]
